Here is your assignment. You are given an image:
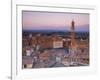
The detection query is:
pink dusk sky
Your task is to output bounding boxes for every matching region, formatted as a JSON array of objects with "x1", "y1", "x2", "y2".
[{"x1": 22, "y1": 11, "x2": 89, "y2": 32}]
